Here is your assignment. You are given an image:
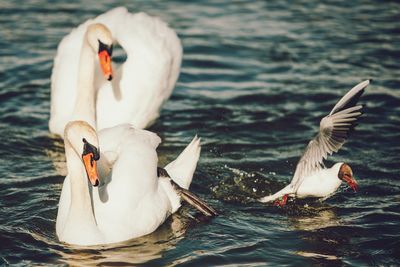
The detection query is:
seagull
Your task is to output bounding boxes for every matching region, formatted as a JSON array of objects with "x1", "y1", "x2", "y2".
[{"x1": 259, "y1": 80, "x2": 370, "y2": 206}]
